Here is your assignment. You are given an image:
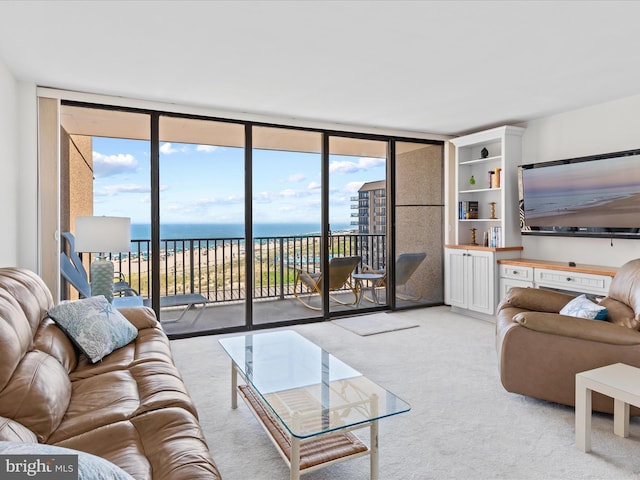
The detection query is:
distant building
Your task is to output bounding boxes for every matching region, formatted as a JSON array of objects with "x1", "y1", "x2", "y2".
[{"x1": 351, "y1": 180, "x2": 386, "y2": 234}]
